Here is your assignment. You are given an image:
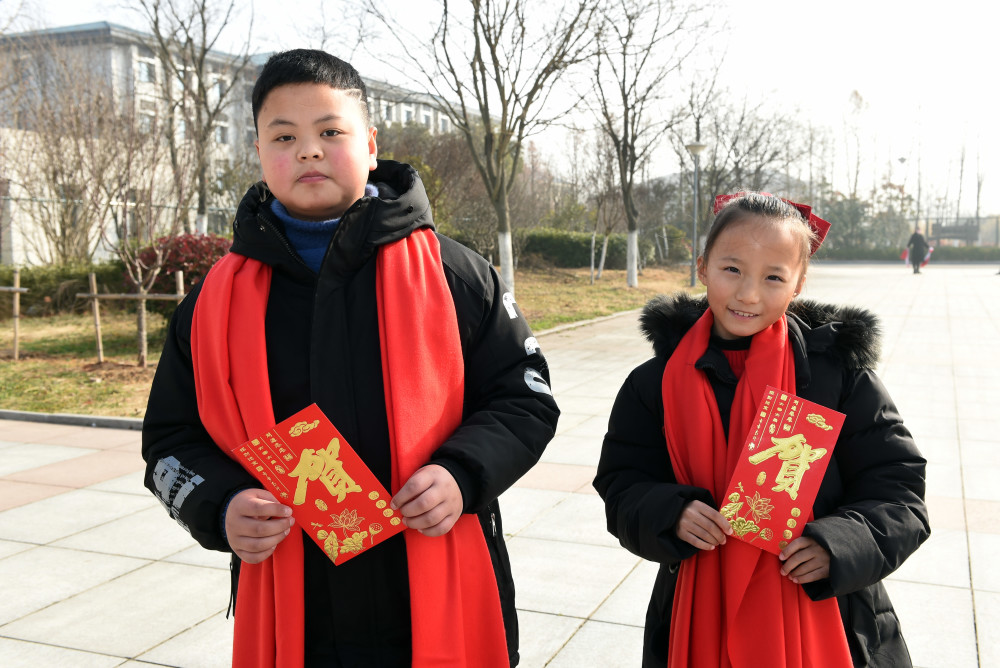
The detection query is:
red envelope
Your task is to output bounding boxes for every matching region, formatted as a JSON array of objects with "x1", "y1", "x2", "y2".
[
  {"x1": 721, "y1": 386, "x2": 845, "y2": 555},
  {"x1": 229, "y1": 404, "x2": 405, "y2": 565}
]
